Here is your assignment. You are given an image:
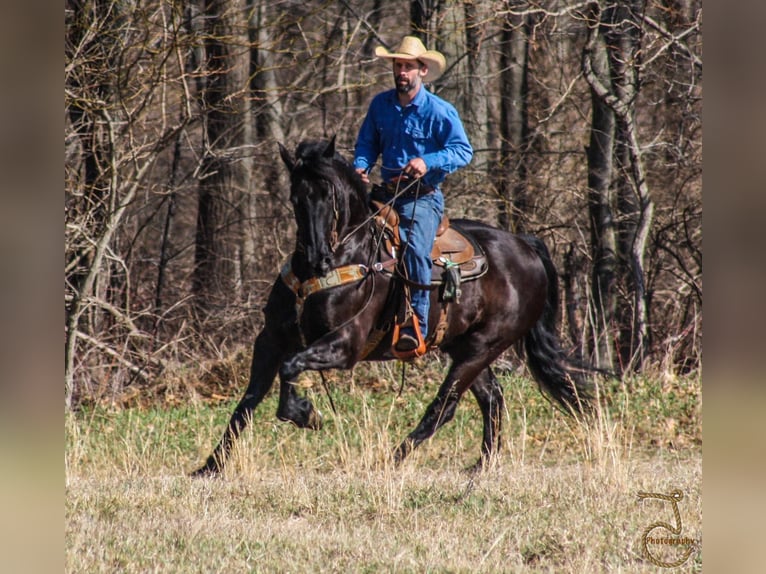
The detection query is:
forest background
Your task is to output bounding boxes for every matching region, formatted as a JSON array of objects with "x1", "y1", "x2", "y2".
[{"x1": 64, "y1": 0, "x2": 702, "y2": 408}]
